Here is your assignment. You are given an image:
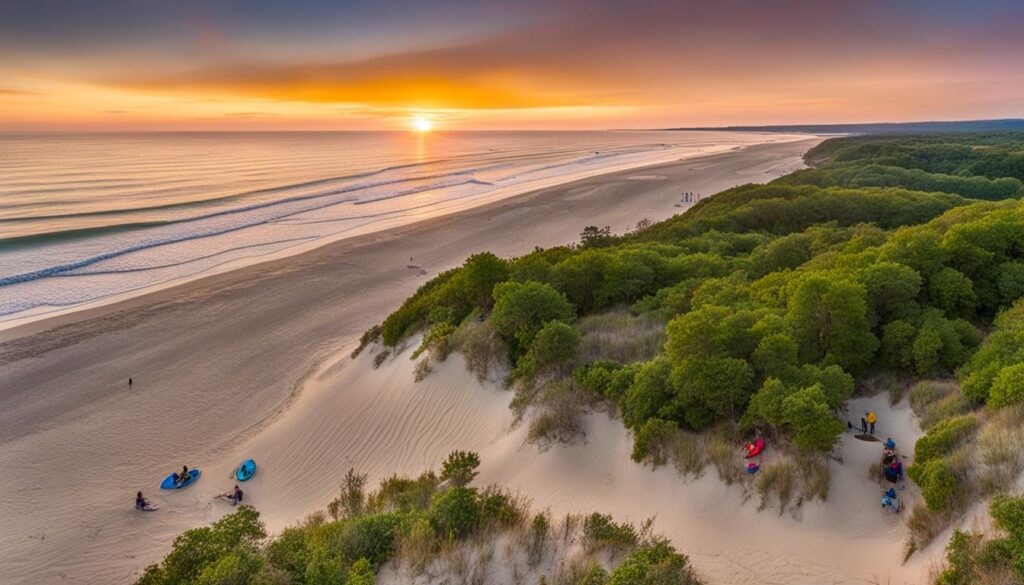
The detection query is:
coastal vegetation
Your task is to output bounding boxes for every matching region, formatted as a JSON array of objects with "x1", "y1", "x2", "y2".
[
  {"x1": 136, "y1": 452, "x2": 701, "y2": 585},
  {"x1": 373, "y1": 133, "x2": 1024, "y2": 566}
]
